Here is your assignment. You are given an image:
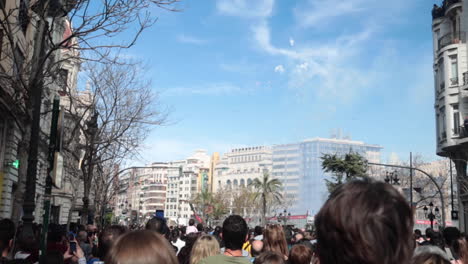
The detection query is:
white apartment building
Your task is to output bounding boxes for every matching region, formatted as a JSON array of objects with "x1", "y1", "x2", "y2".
[
  {"x1": 432, "y1": 0, "x2": 468, "y2": 230},
  {"x1": 213, "y1": 146, "x2": 272, "y2": 192},
  {"x1": 164, "y1": 150, "x2": 211, "y2": 226},
  {"x1": 112, "y1": 150, "x2": 211, "y2": 226}
]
